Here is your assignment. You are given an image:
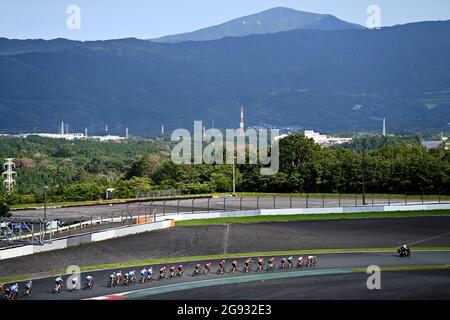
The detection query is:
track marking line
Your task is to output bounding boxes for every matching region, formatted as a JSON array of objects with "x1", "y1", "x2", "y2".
[
  {"x1": 408, "y1": 231, "x2": 450, "y2": 246},
  {"x1": 84, "y1": 268, "x2": 353, "y2": 300}
]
